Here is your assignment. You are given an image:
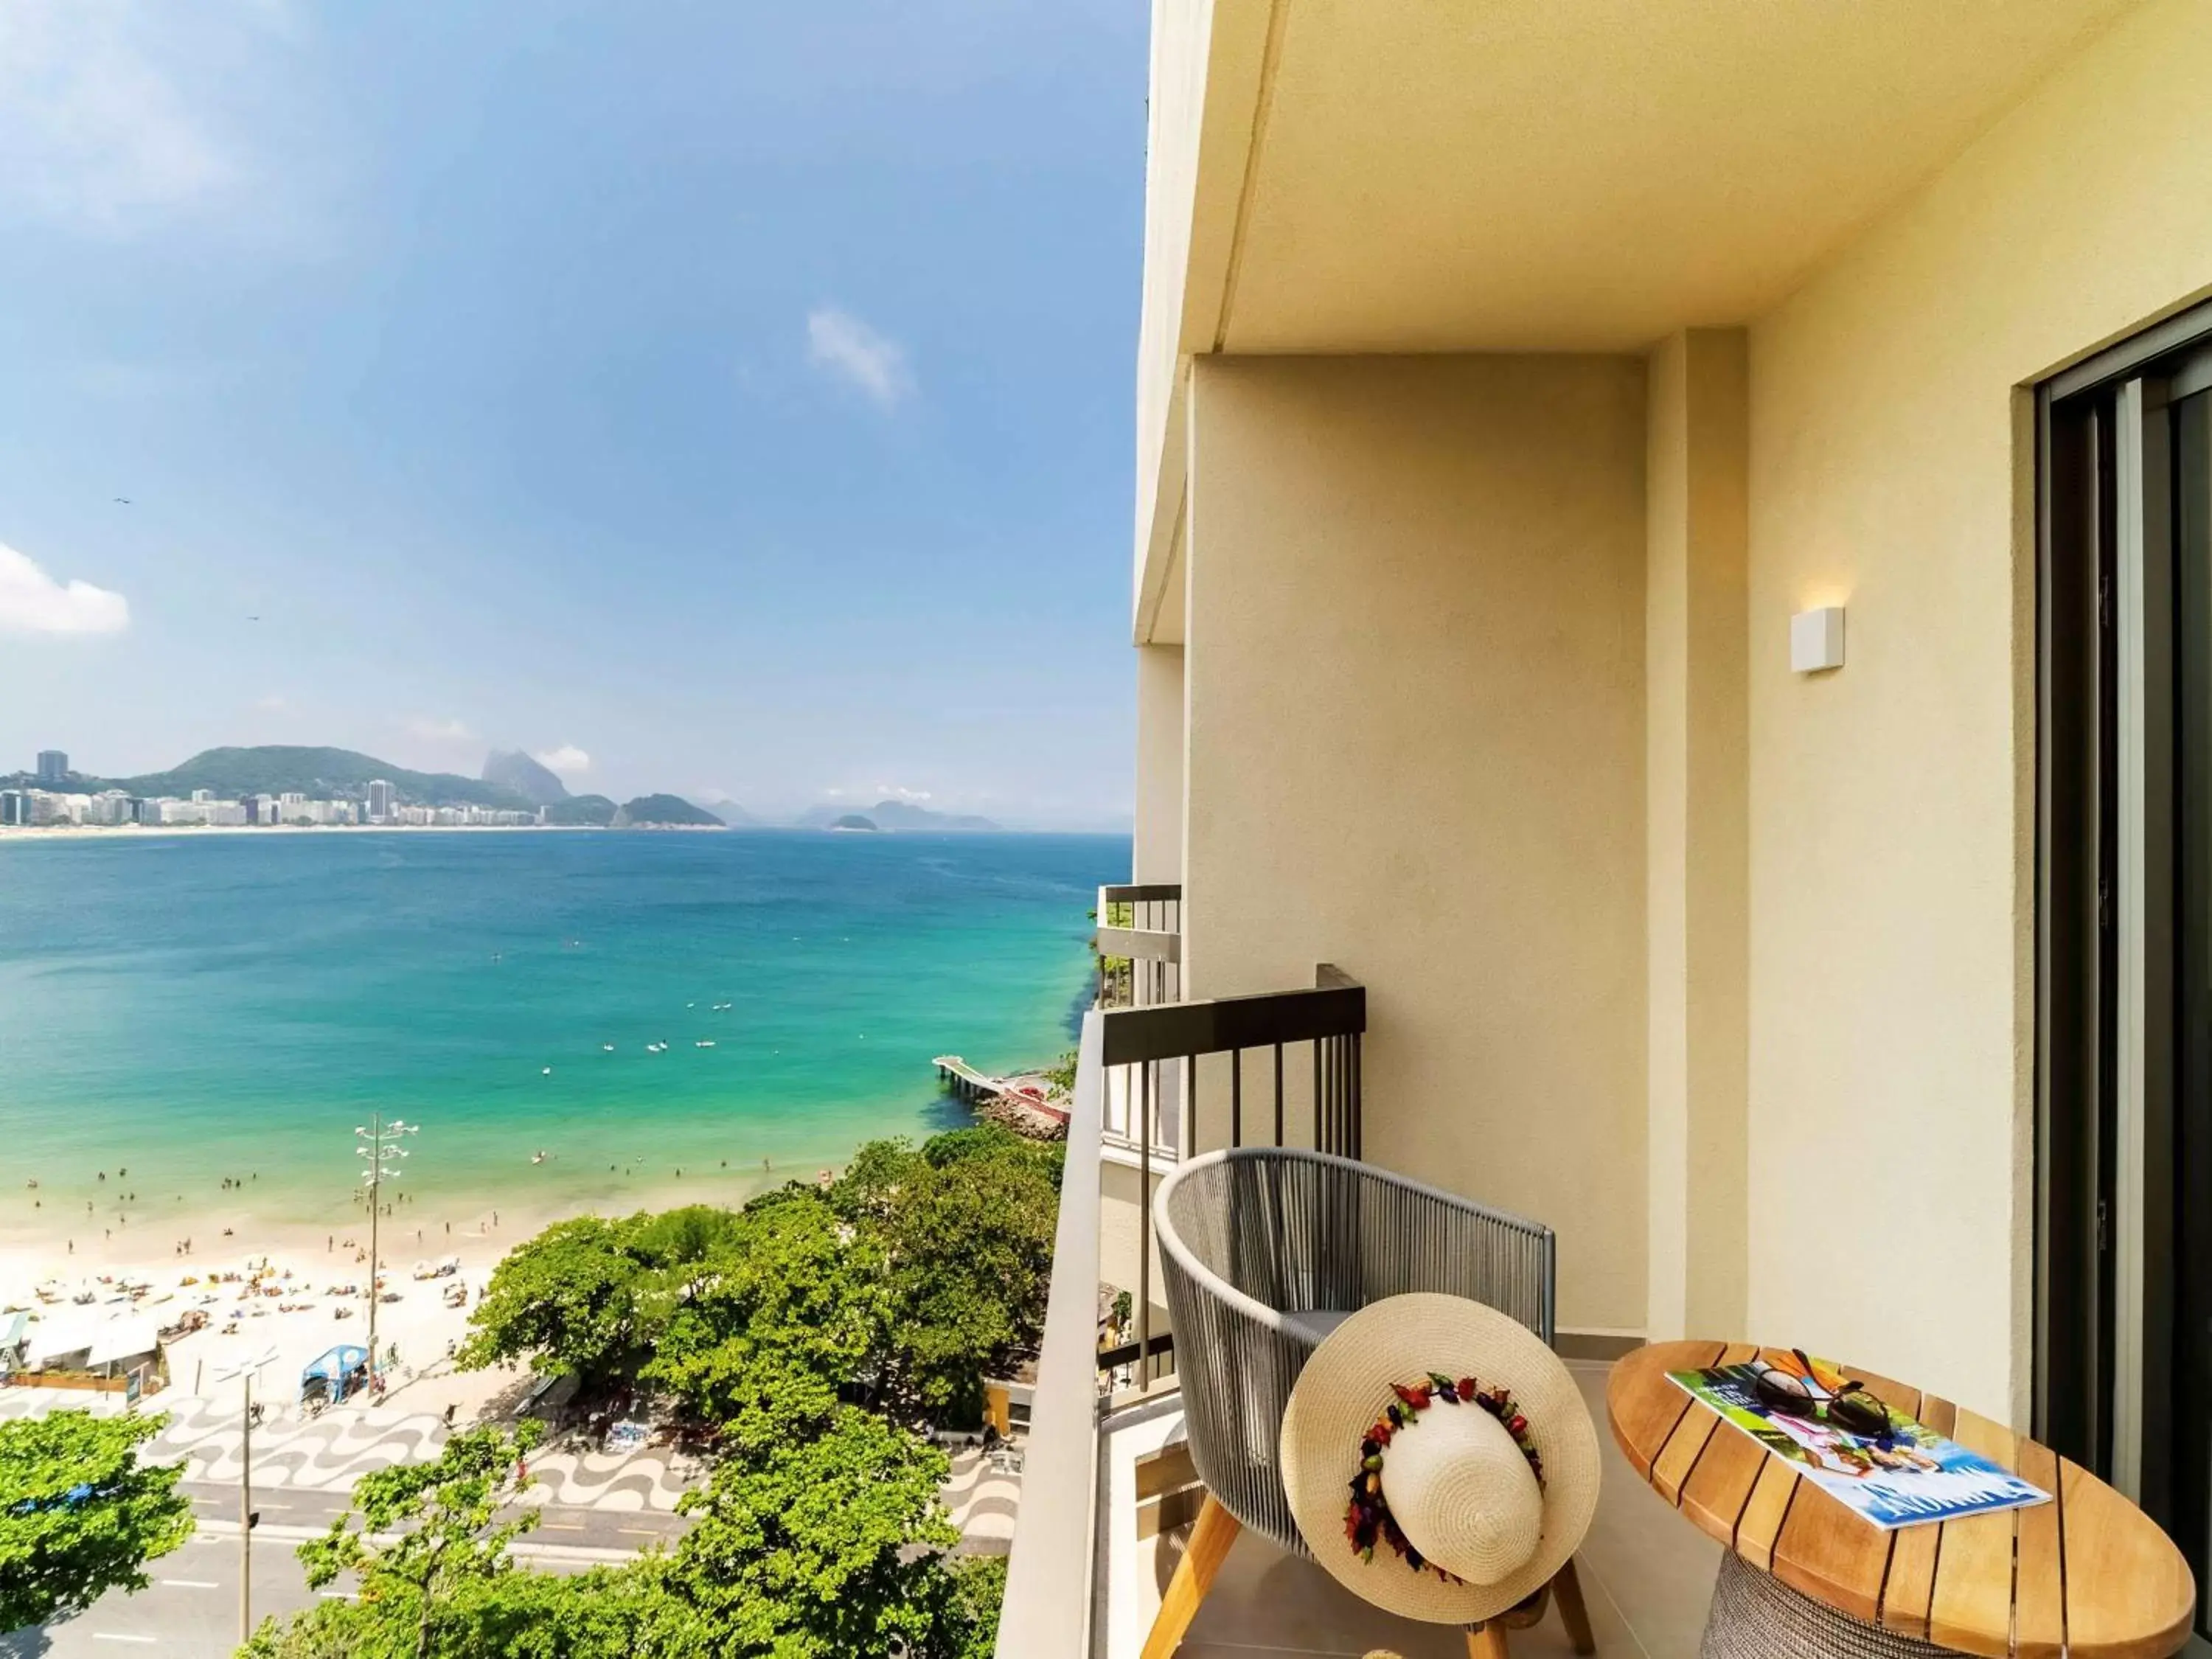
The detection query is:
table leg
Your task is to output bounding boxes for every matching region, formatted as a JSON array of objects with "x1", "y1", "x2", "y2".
[{"x1": 1700, "y1": 1553, "x2": 1949, "y2": 1658}]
